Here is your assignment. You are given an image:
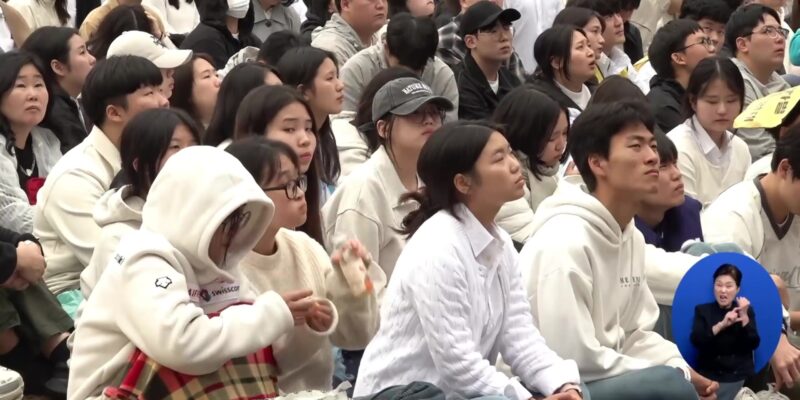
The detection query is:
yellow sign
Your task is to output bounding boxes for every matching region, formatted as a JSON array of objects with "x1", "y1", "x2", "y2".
[{"x1": 734, "y1": 87, "x2": 800, "y2": 129}]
